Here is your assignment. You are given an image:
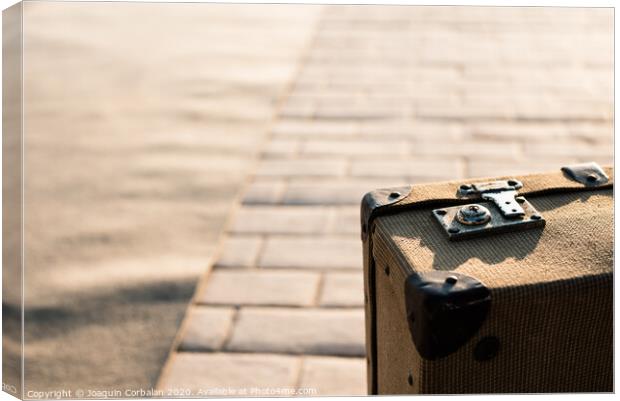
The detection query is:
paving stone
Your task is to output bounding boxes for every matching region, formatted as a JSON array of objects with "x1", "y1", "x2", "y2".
[
  {"x1": 515, "y1": 98, "x2": 612, "y2": 121},
  {"x1": 579, "y1": 155, "x2": 613, "y2": 165},
  {"x1": 271, "y1": 120, "x2": 358, "y2": 138},
  {"x1": 522, "y1": 141, "x2": 611, "y2": 159},
  {"x1": 415, "y1": 102, "x2": 517, "y2": 120},
  {"x1": 313, "y1": 106, "x2": 409, "y2": 123},
  {"x1": 214, "y1": 236, "x2": 262, "y2": 268},
  {"x1": 260, "y1": 237, "x2": 361, "y2": 270},
  {"x1": 350, "y1": 159, "x2": 461, "y2": 181},
  {"x1": 410, "y1": 141, "x2": 522, "y2": 160},
  {"x1": 178, "y1": 307, "x2": 235, "y2": 351},
  {"x1": 256, "y1": 159, "x2": 348, "y2": 178},
  {"x1": 198, "y1": 270, "x2": 320, "y2": 306},
  {"x1": 231, "y1": 206, "x2": 329, "y2": 234},
  {"x1": 358, "y1": 121, "x2": 463, "y2": 140},
  {"x1": 301, "y1": 139, "x2": 409, "y2": 157},
  {"x1": 227, "y1": 307, "x2": 365, "y2": 356},
  {"x1": 242, "y1": 180, "x2": 286, "y2": 204},
  {"x1": 262, "y1": 139, "x2": 301, "y2": 157},
  {"x1": 159, "y1": 353, "x2": 298, "y2": 393},
  {"x1": 567, "y1": 122, "x2": 613, "y2": 143},
  {"x1": 299, "y1": 356, "x2": 366, "y2": 395},
  {"x1": 279, "y1": 101, "x2": 316, "y2": 119},
  {"x1": 319, "y1": 272, "x2": 364, "y2": 307},
  {"x1": 283, "y1": 180, "x2": 396, "y2": 205},
  {"x1": 329, "y1": 207, "x2": 361, "y2": 235},
  {"x1": 467, "y1": 160, "x2": 577, "y2": 179},
  {"x1": 468, "y1": 122, "x2": 570, "y2": 141}
]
